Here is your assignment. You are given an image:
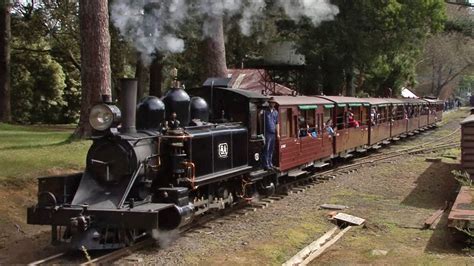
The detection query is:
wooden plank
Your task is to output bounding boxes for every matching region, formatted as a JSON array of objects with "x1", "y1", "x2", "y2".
[
  {"x1": 300, "y1": 226, "x2": 353, "y2": 265},
  {"x1": 334, "y1": 213, "x2": 365, "y2": 225},
  {"x1": 424, "y1": 206, "x2": 446, "y2": 229},
  {"x1": 320, "y1": 204, "x2": 349, "y2": 210},
  {"x1": 462, "y1": 142, "x2": 474, "y2": 148},
  {"x1": 282, "y1": 226, "x2": 339, "y2": 266},
  {"x1": 462, "y1": 127, "x2": 474, "y2": 135}
]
